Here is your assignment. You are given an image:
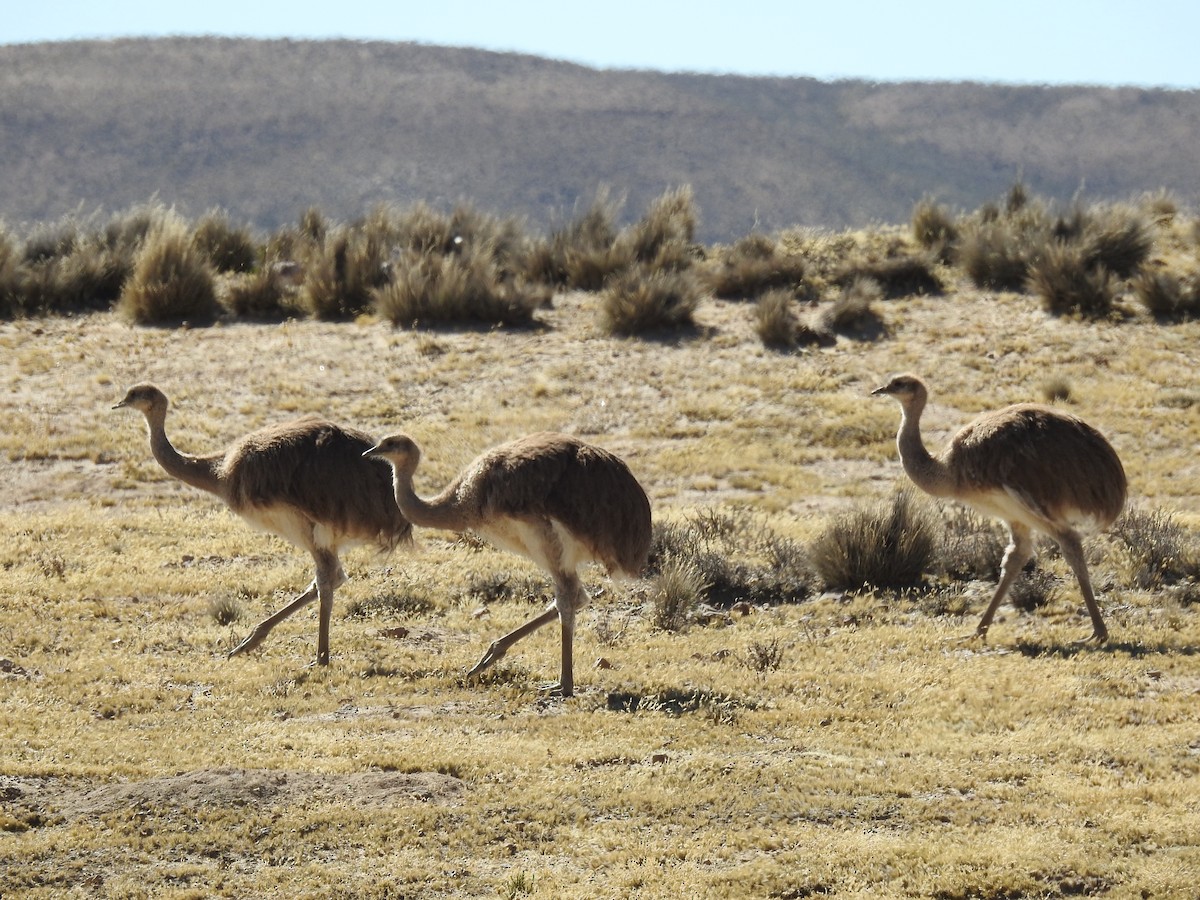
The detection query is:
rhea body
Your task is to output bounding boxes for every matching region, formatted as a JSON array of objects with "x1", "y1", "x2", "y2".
[
  {"x1": 115, "y1": 384, "x2": 412, "y2": 665},
  {"x1": 365, "y1": 431, "x2": 652, "y2": 697},
  {"x1": 872, "y1": 374, "x2": 1126, "y2": 643}
]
